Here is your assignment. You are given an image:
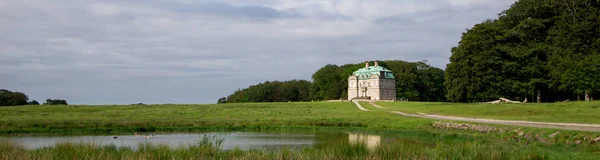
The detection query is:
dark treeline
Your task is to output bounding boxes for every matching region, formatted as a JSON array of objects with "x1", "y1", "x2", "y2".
[
  {"x1": 445, "y1": 0, "x2": 600, "y2": 102},
  {"x1": 310, "y1": 60, "x2": 445, "y2": 101},
  {"x1": 0, "y1": 89, "x2": 67, "y2": 106},
  {"x1": 224, "y1": 80, "x2": 311, "y2": 103},
  {"x1": 45, "y1": 99, "x2": 68, "y2": 105},
  {"x1": 224, "y1": 60, "x2": 445, "y2": 103},
  {"x1": 0, "y1": 89, "x2": 29, "y2": 106}
]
